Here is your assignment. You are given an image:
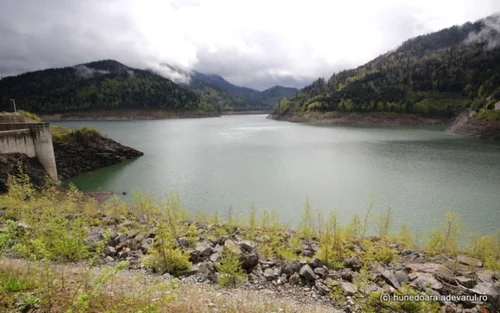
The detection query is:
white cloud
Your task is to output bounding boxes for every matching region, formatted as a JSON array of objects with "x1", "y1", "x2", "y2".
[{"x1": 1, "y1": 0, "x2": 499, "y2": 89}]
